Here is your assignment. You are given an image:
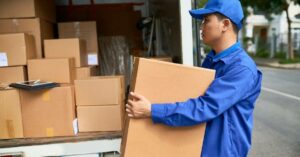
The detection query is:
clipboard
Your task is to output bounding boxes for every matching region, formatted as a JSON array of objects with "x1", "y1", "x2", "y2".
[{"x1": 9, "y1": 80, "x2": 59, "y2": 91}]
